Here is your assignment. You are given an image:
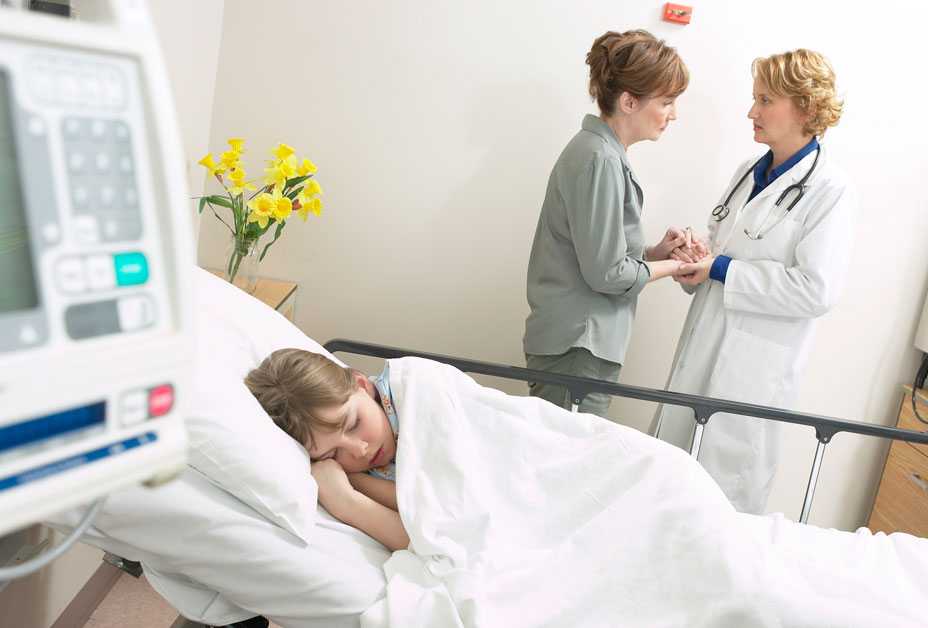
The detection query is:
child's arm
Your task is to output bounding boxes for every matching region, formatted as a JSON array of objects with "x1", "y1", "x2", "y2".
[
  {"x1": 348, "y1": 472, "x2": 398, "y2": 511},
  {"x1": 312, "y1": 460, "x2": 409, "y2": 552}
]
